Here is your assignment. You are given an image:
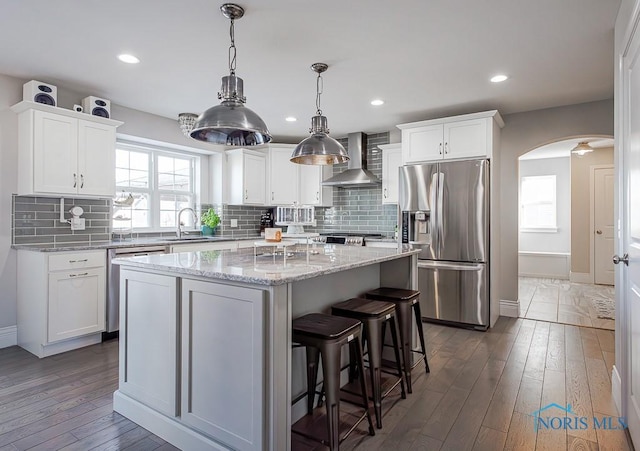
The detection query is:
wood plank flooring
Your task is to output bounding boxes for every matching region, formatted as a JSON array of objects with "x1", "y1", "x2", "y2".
[{"x1": 0, "y1": 318, "x2": 632, "y2": 451}]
